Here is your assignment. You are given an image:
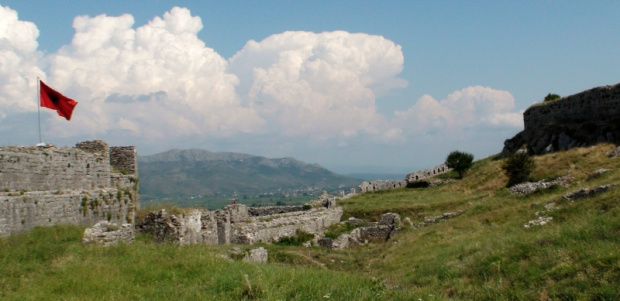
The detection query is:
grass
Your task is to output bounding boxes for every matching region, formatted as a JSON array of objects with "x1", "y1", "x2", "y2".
[{"x1": 1, "y1": 143, "x2": 619, "y2": 300}]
